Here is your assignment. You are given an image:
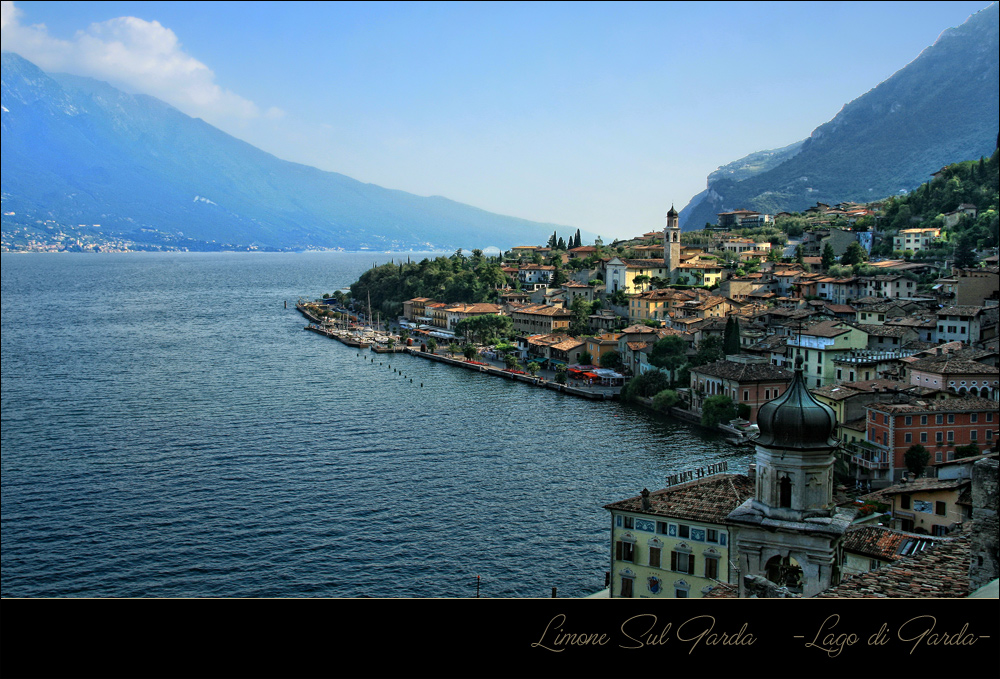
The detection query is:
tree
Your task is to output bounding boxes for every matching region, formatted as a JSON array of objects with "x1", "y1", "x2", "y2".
[
  {"x1": 693, "y1": 335, "x2": 724, "y2": 366},
  {"x1": 620, "y1": 369, "x2": 671, "y2": 402},
  {"x1": 448, "y1": 342, "x2": 460, "y2": 357},
  {"x1": 954, "y1": 443, "x2": 980, "y2": 458},
  {"x1": 600, "y1": 350, "x2": 623, "y2": 372},
  {"x1": 652, "y1": 389, "x2": 680, "y2": 413},
  {"x1": 701, "y1": 395, "x2": 736, "y2": 428},
  {"x1": 550, "y1": 258, "x2": 567, "y2": 287},
  {"x1": 953, "y1": 231, "x2": 978, "y2": 269},
  {"x1": 555, "y1": 365, "x2": 568, "y2": 384},
  {"x1": 723, "y1": 316, "x2": 741, "y2": 356},
  {"x1": 568, "y1": 297, "x2": 593, "y2": 336},
  {"x1": 904, "y1": 444, "x2": 930, "y2": 478},
  {"x1": 463, "y1": 344, "x2": 477, "y2": 361},
  {"x1": 648, "y1": 335, "x2": 687, "y2": 385},
  {"x1": 840, "y1": 242, "x2": 868, "y2": 267},
  {"x1": 526, "y1": 361, "x2": 540, "y2": 377},
  {"x1": 426, "y1": 337, "x2": 438, "y2": 354},
  {"x1": 821, "y1": 242, "x2": 836, "y2": 270},
  {"x1": 503, "y1": 353, "x2": 520, "y2": 371},
  {"x1": 578, "y1": 350, "x2": 593, "y2": 366}
]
